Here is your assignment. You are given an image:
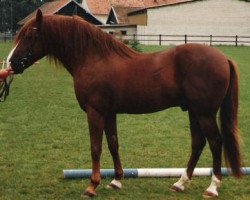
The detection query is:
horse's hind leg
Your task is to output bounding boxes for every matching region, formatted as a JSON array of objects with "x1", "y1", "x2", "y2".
[
  {"x1": 171, "y1": 112, "x2": 222, "y2": 197},
  {"x1": 171, "y1": 110, "x2": 206, "y2": 192},
  {"x1": 104, "y1": 114, "x2": 124, "y2": 189},
  {"x1": 199, "y1": 116, "x2": 222, "y2": 198}
]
